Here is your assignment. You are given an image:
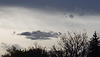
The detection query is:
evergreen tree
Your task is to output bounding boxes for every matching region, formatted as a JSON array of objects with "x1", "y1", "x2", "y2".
[{"x1": 88, "y1": 31, "x2": 100, "y2": 57}]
